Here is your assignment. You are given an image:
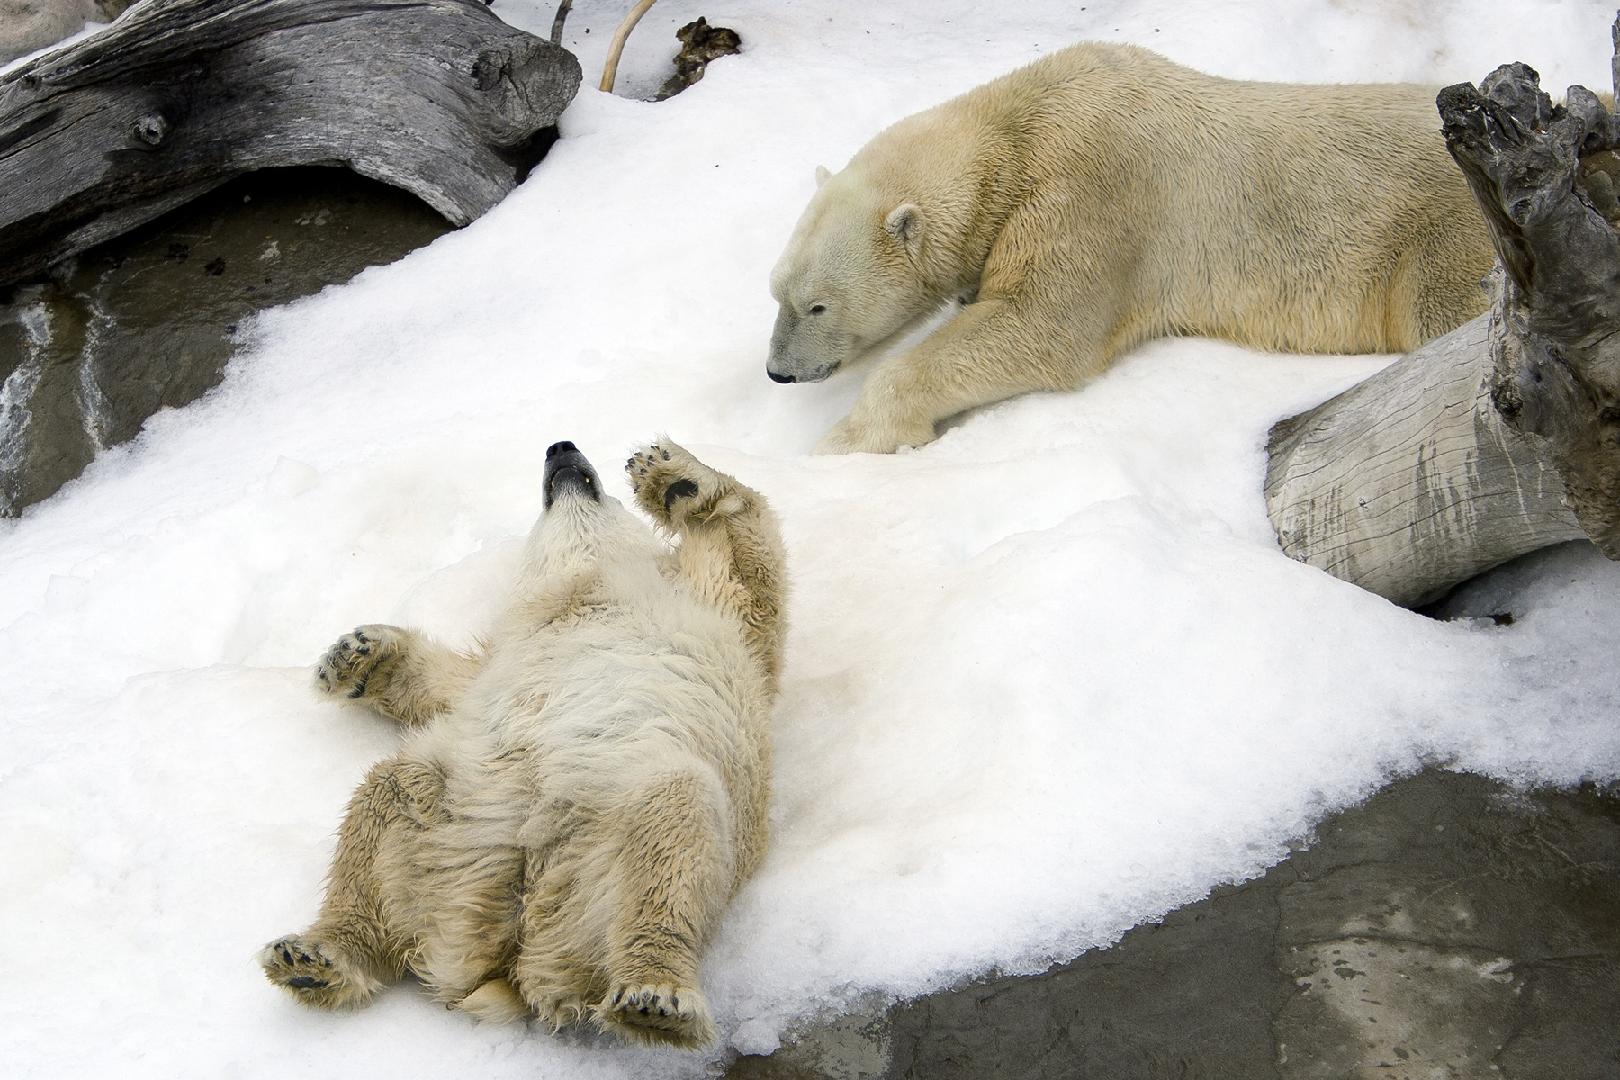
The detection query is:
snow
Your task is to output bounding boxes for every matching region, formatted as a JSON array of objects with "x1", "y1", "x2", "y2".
[
  {"x1": 0, "y1": 20, "x2": 111, "y2": 76},
  {"x1": 4, "y1": 0, "x2": 1619, "y2": 1075}
]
